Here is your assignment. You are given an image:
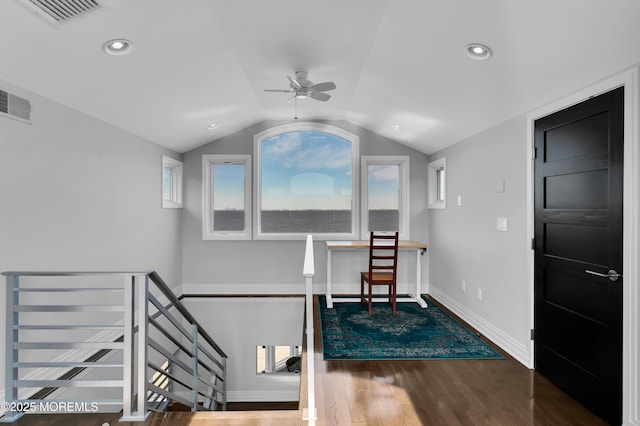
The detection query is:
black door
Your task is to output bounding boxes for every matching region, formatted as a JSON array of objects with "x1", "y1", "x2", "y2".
[{"x1": 534, "y1": 87, "x2": 623, "y2": 425}]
